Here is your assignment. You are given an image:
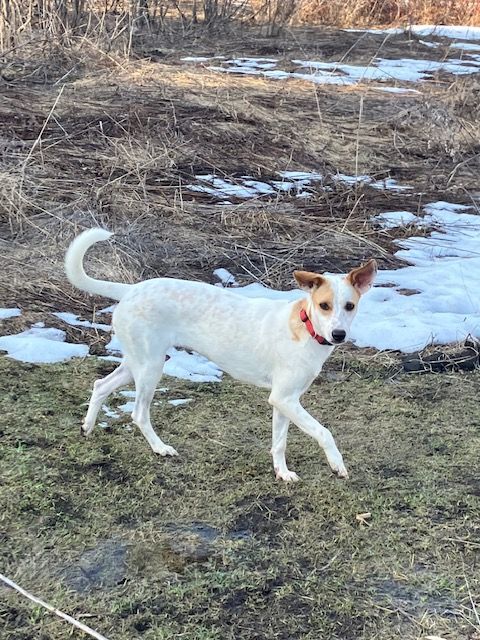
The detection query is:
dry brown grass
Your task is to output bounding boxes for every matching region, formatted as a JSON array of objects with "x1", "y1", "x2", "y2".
[
  {"x1": 295, "y1": 0, "x2": 480, "y2": 28},
  {"x1": 1, "y1": 28, "x2": 479, "y2": 324}
]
